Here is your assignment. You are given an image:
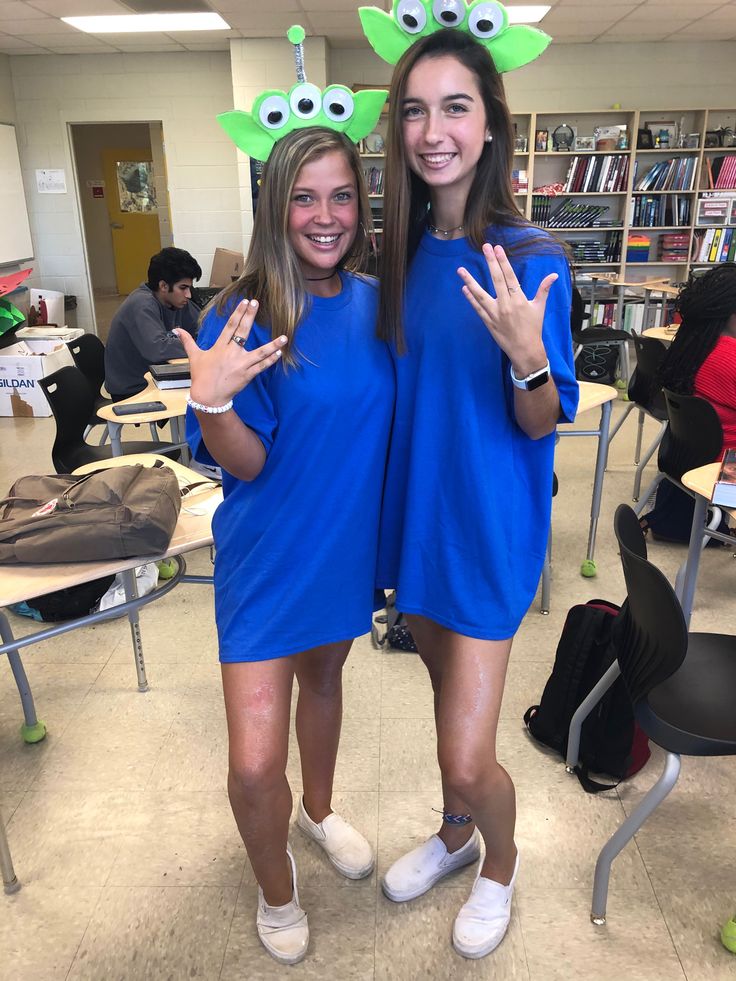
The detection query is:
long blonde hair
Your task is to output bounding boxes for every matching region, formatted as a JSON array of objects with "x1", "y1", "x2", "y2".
[
  {"x1": 210, "y1": 127, "x2": 373, "y2": 367},
  {"x1": 379, "y1": 30, "x2": 553, "y2": 353}
]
